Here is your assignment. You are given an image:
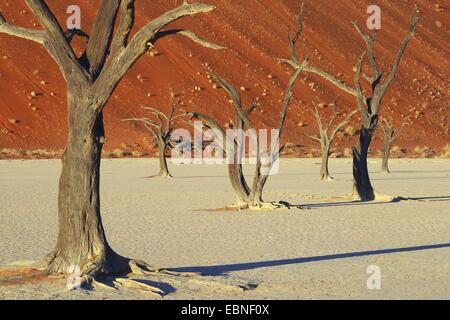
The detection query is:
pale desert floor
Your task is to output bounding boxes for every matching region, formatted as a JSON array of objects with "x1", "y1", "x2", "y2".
[{"x1": 0, "y1": 158, "x2": 449, "y2": 300}]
